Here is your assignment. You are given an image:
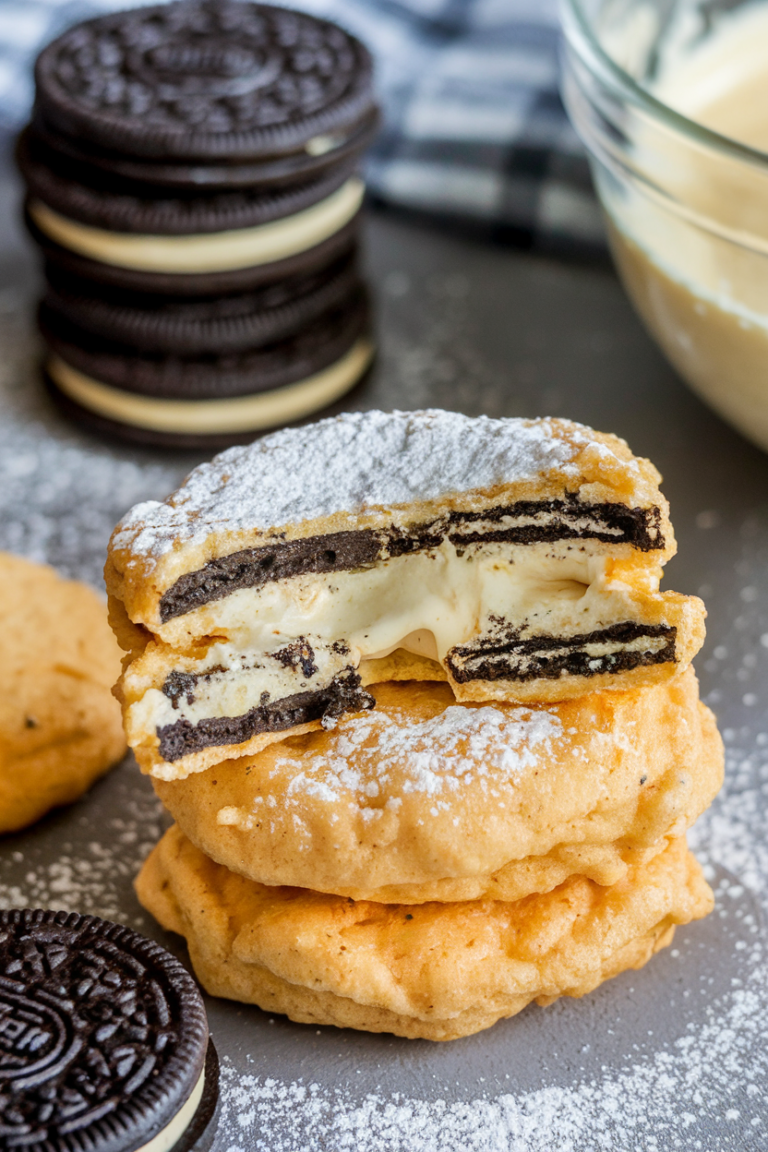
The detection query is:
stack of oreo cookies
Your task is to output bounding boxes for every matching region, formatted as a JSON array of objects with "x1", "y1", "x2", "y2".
[{"x1": 18, "y1": 0, "x2": 377, "y2": 447}]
